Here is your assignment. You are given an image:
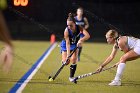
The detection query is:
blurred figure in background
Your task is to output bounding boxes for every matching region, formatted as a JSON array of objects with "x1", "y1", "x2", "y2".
[{"x1": 74, "y1": 7, "x2": 89, "y2": 61}]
